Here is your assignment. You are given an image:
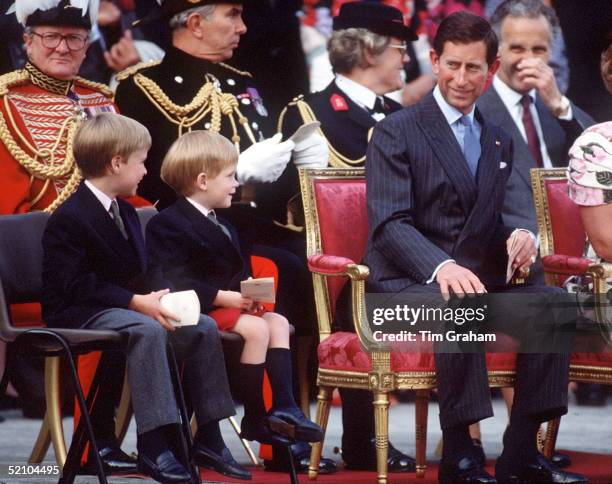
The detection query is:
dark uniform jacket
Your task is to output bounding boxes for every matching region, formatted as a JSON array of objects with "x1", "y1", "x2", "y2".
[
  {"x1": 146, "y1": 197, "x2": 250, "y2": 313},
  {"x1": 114, "y1": 46, "x2": 273, "y2": 209},
  {"x1": 42, "y1": 183, "x2": 171, "y2": 329},
  {"x1": 260, "y1": 79, "x2": 401, "y2": 224}
]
